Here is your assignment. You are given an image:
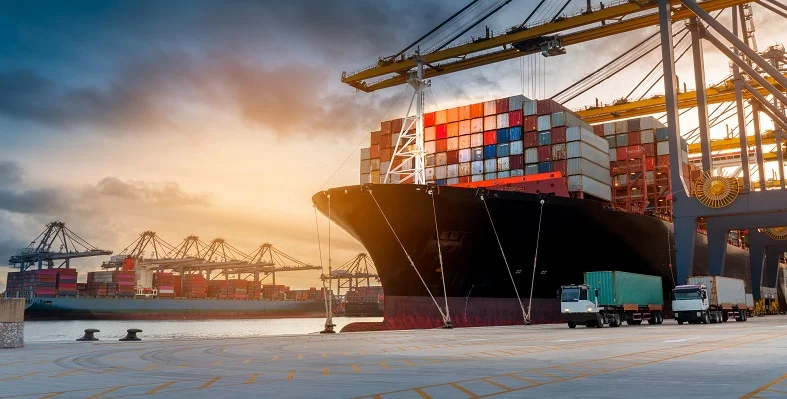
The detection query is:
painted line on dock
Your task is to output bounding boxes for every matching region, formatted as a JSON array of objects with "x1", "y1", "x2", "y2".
[
  {"x1": 554, "y1": 337, "x2": 595, "y2": 342},
  {"x1": 0, "y1": 372, "x2": 41, "y2": 382},
  {"x1": 242, "y1": 358, "x2": 253, "y2": 364},
  {"x1": 287, "y1": 370, "x2": 296, "y2": 380},
  {"x1": 322, "y1": 368, "x2": 330, "y2": 376},
  {"x1": 37, "y1": 392, "x2": 64, "y2": 399},
  {"x1": 85, "y1": 386, "x2": 124, "y2": 399},
  {"x1": 662, "y1": 336, "x2": 701, "y2": 343},
  {"x1": 198, "y1": 377, "x2": 220, "y2": 389},
  {"x1": 740, "y1": 373, "x2": 787, "y2": 398},
  {"x1": 211, "y1": 360, "x2": 224, "y2": 367},
  {"x1": 244, "y1": 374, "x2": 260, "y2": 384},
  {"x1": 145, "y1": 382, "x2": 175, "y2": 395}
]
